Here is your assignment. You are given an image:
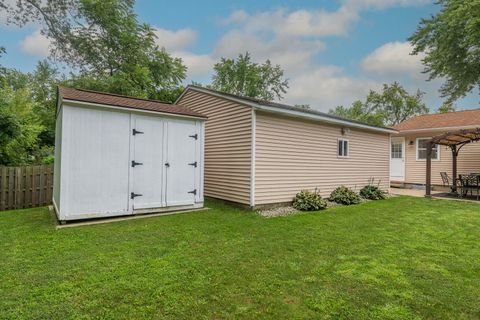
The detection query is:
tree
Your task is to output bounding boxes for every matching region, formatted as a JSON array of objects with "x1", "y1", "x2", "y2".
[
  {"x1": 0, "y1": 47, "x2": 5, "y2": 75},
  {"x1": 438, "y1": 102, "x2": 457, "y2": 113},
  {"x1": 409, "y1": 0, "x2": 480, "y2": 103},
  {"x1": 1, "y1": 0, "x2": 187, "y2": 99},
  {"x1": 366, "y1": 82, "x2": 428, "y2": 125},
  {"x1": 0, "y1": 0, "x2": 75, "y2": 60},
  {"x1": 31, "y1": 60, "x2": 60, "y2": 145},
  {"x1": 329, "y1": 101, "x2": 385, "y2": 127},
  {"x1": 329, "y1": 82, "x2": 428, "y2": 126},
  {"x1": 0, "y1": 84, "x2": 44, "y2": 165},
  {"x1": 211, "y1": 52, "x2": 289, "y2": 101}
]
